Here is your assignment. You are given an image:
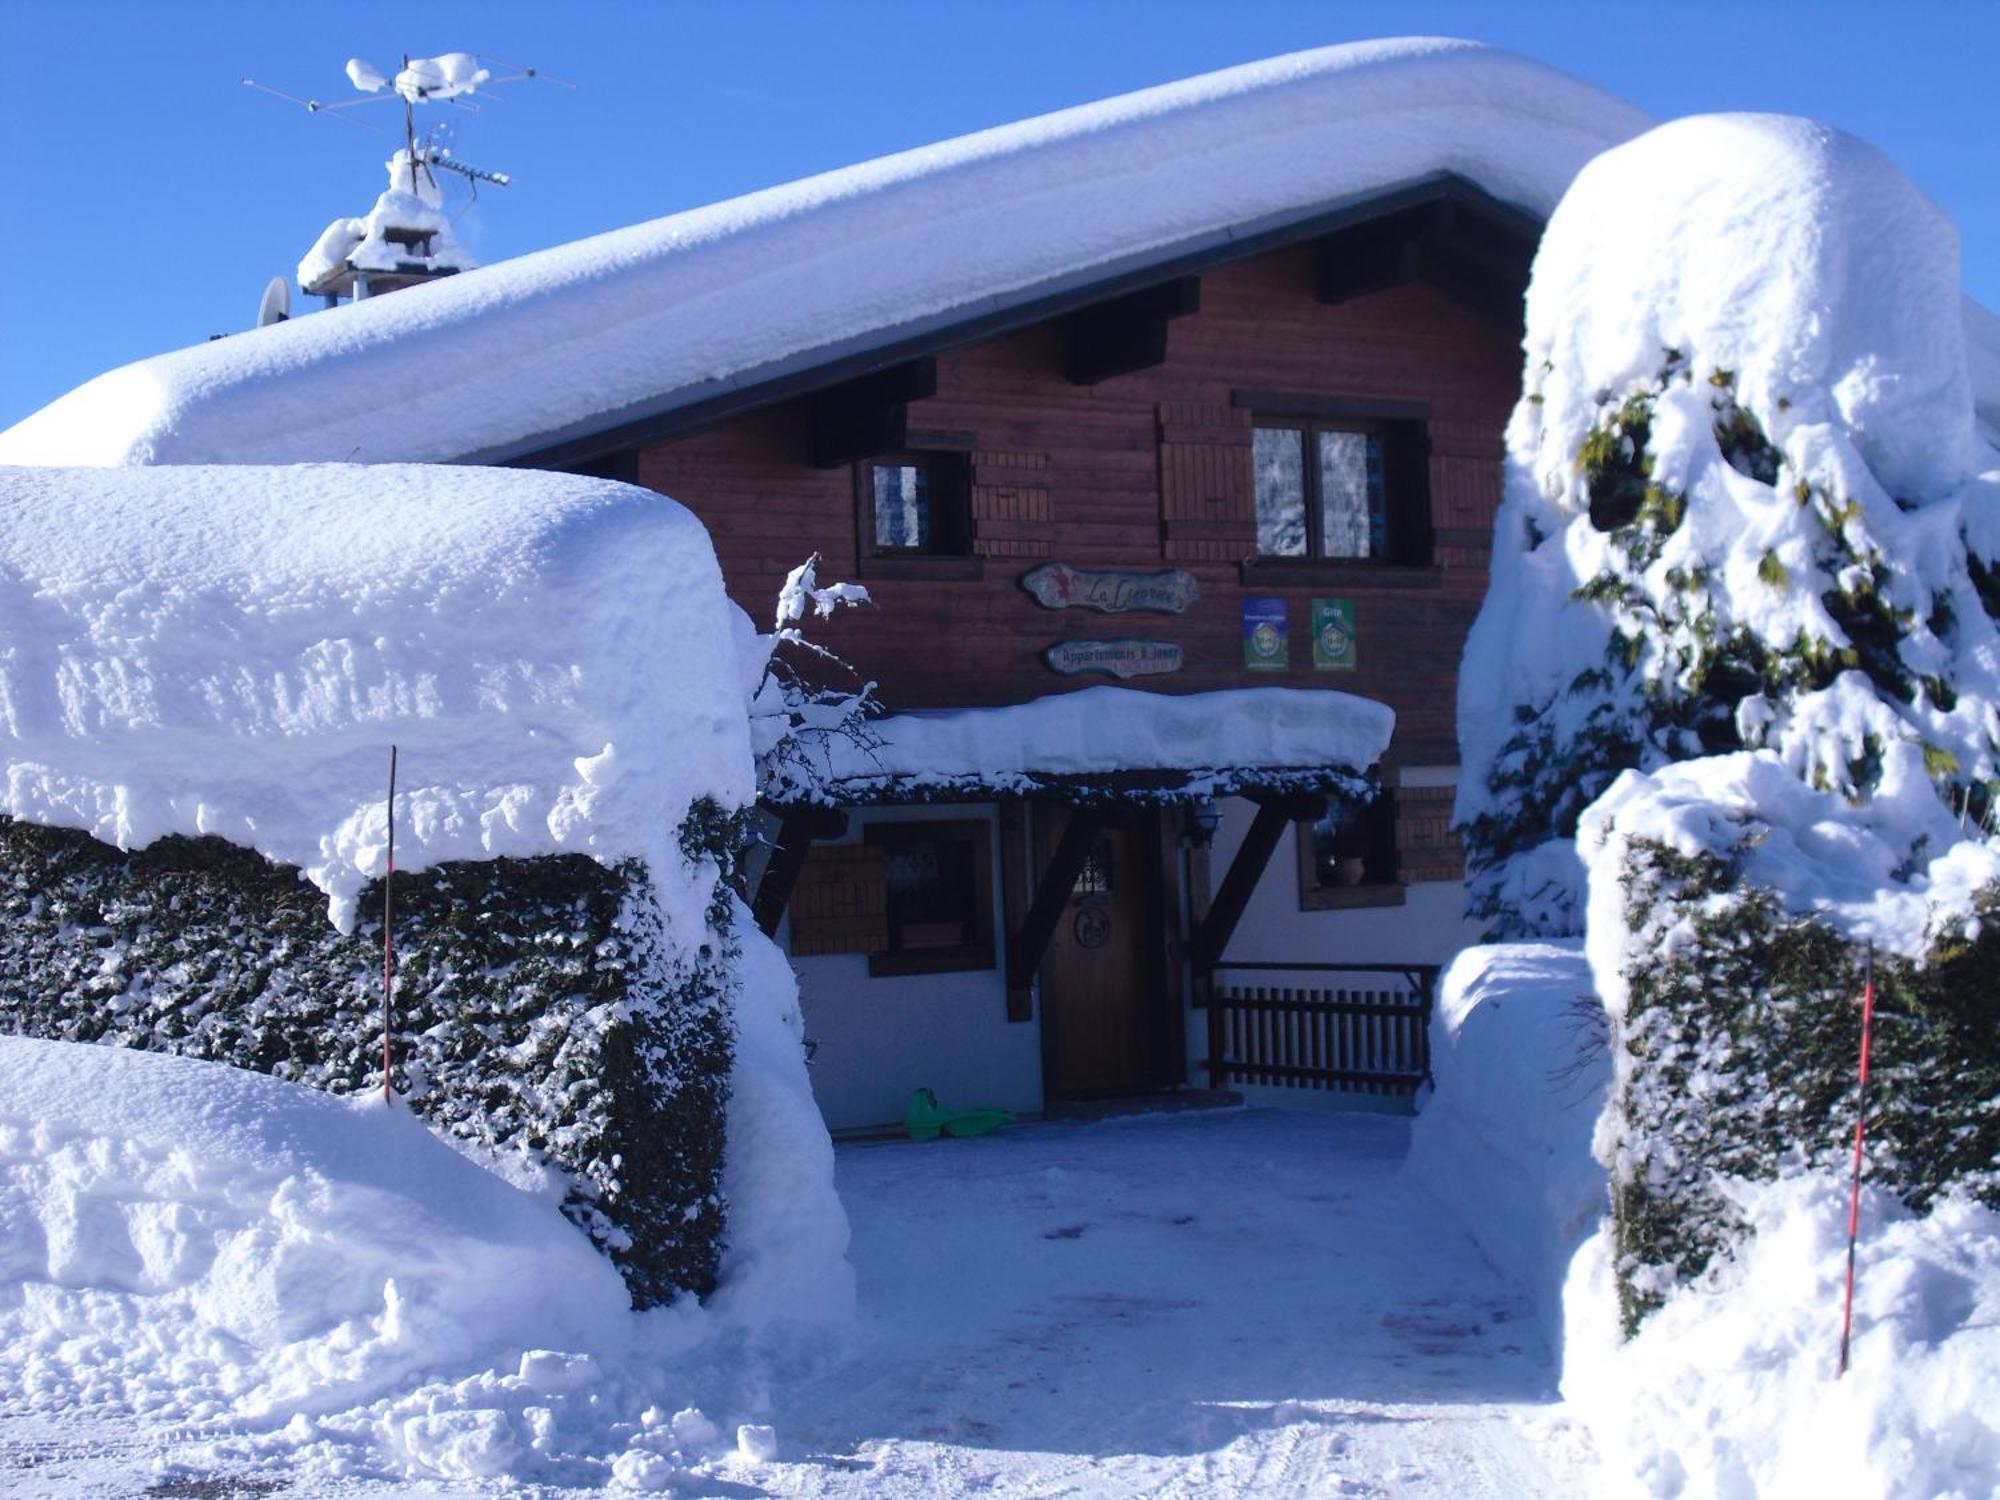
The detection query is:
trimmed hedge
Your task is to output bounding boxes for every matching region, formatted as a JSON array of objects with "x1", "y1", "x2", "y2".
[
  {"x1": 1604, "y1": 837, "x2": 2000, "y2": 1333},
  {"x1": 0, "y1": 813, "x2": 740, "y2": 1309}
]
